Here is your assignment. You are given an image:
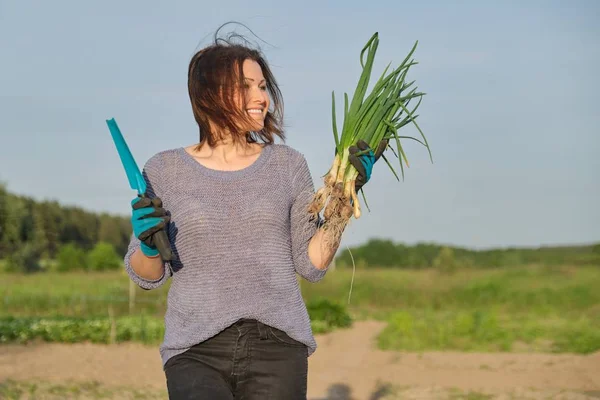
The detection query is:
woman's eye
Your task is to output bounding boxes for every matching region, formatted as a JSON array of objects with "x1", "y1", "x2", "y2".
[{"x1": 260, "y1": 86, "x2": 267, "y2": 91}]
